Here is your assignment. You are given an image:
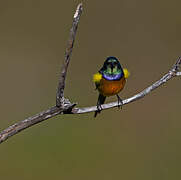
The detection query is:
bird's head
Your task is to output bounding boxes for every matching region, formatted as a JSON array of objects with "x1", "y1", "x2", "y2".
[{"x1": 100, "y1": 56, "x2": 124, "y2": 80}]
